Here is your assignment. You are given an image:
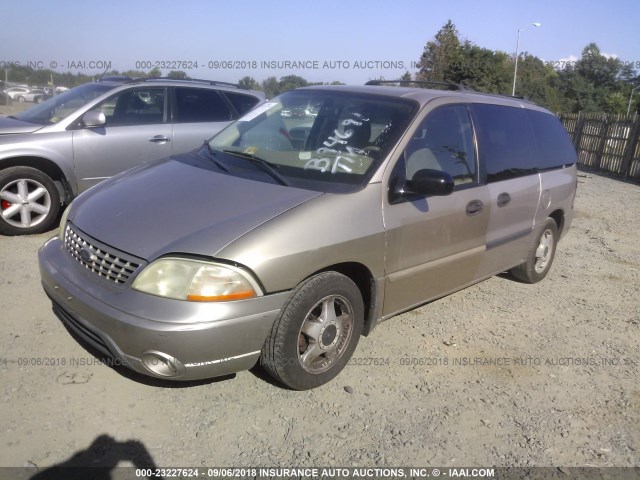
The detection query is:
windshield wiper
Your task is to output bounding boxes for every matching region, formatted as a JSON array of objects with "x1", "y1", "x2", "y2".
[
  {"x1": 222, "y1": 149, "x2": 289, "y2": 186},
  {"x1": 203, "y1": 143, "x2": 229, "y2": 172}
]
